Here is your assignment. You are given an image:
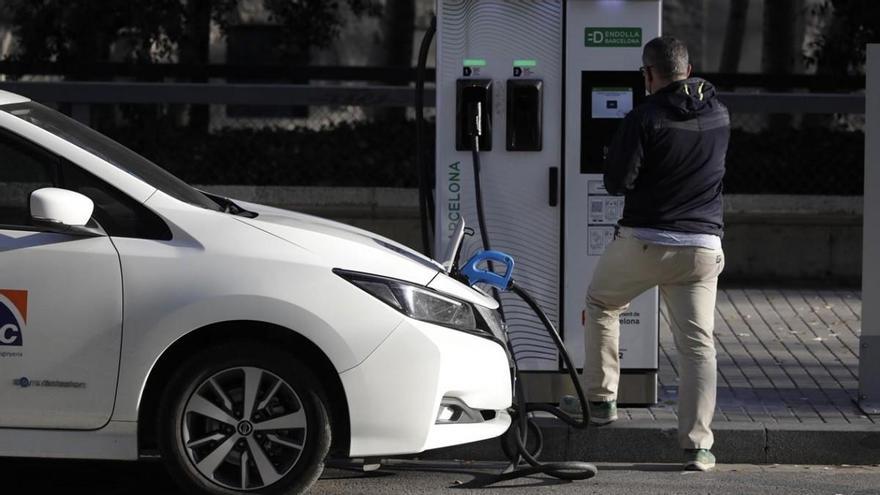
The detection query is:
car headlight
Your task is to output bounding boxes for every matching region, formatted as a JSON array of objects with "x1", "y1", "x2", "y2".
[
  {"x1": 474, "y1": 304, "x2": 507, "y2": 343},
  {"x1": 335, "y1": 269, "x2": 501, "y2": 336}
]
